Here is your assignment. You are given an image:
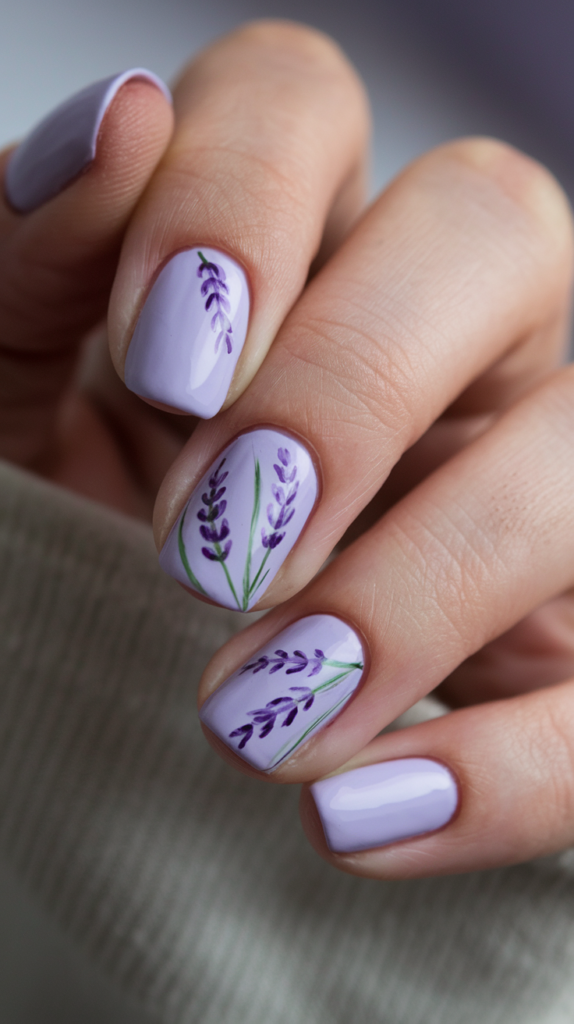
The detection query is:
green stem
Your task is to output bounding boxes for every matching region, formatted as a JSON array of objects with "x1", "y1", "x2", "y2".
[
  {"x1": 248, "y1": 546, "x2": 271, "y2": 600},
  {"x1": 268, "y1": 690, "x2": 354, "y2": 770},
  {"x1": 198, "y1": 250, "x2": 208, "y2": 264},
  {"x1": 323, "y1": 659, "x2": 364, "y2": 671},
  {"x1": 242, "y1": 458, "x2": 261, "y2": 610},
  {"x1": 178, "y1": 509, "x2": 208, "y2": 595},
  {"x1": 214, "y1": 541, "x2": 241, "y2": 610},
  {"x1": 310, "y1": 669, "x2": 354, "y2": 695}
]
